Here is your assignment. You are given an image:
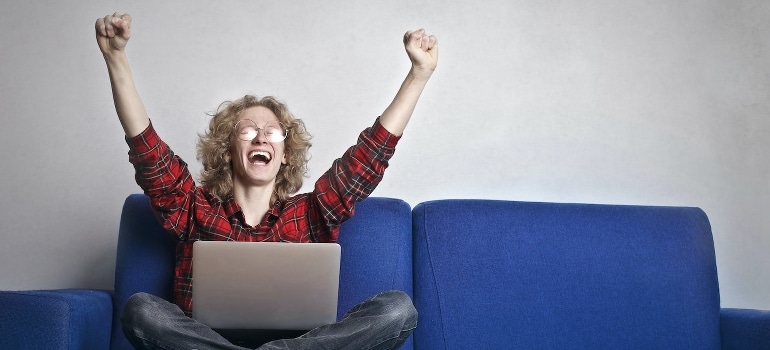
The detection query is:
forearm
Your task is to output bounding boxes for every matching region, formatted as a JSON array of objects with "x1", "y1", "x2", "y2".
[
  {"x1": 312, "y1": 120, "x2": 399, "y2": 226},
  {"x1": 126, "y1": 124, "x2": 195, "y2": 238},
  {"x1": 104, "y1": 51, "x2": 150, "y2": 137},
  {"x1": 379, "y1": 67, "x2": 433, "y2": 136}
]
